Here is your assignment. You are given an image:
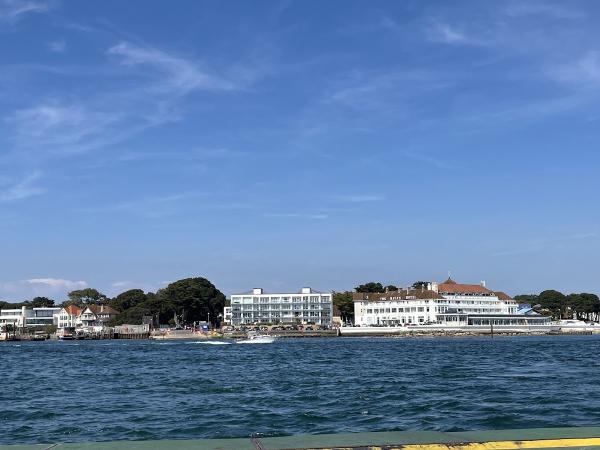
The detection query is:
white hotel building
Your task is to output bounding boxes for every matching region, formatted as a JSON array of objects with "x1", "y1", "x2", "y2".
[
  {"x1": 354, "y1": 278, "x2": 549, "y2": 327},
  {"x1": 230, "y1": 287, "x2": 333, "y2": 326}
]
